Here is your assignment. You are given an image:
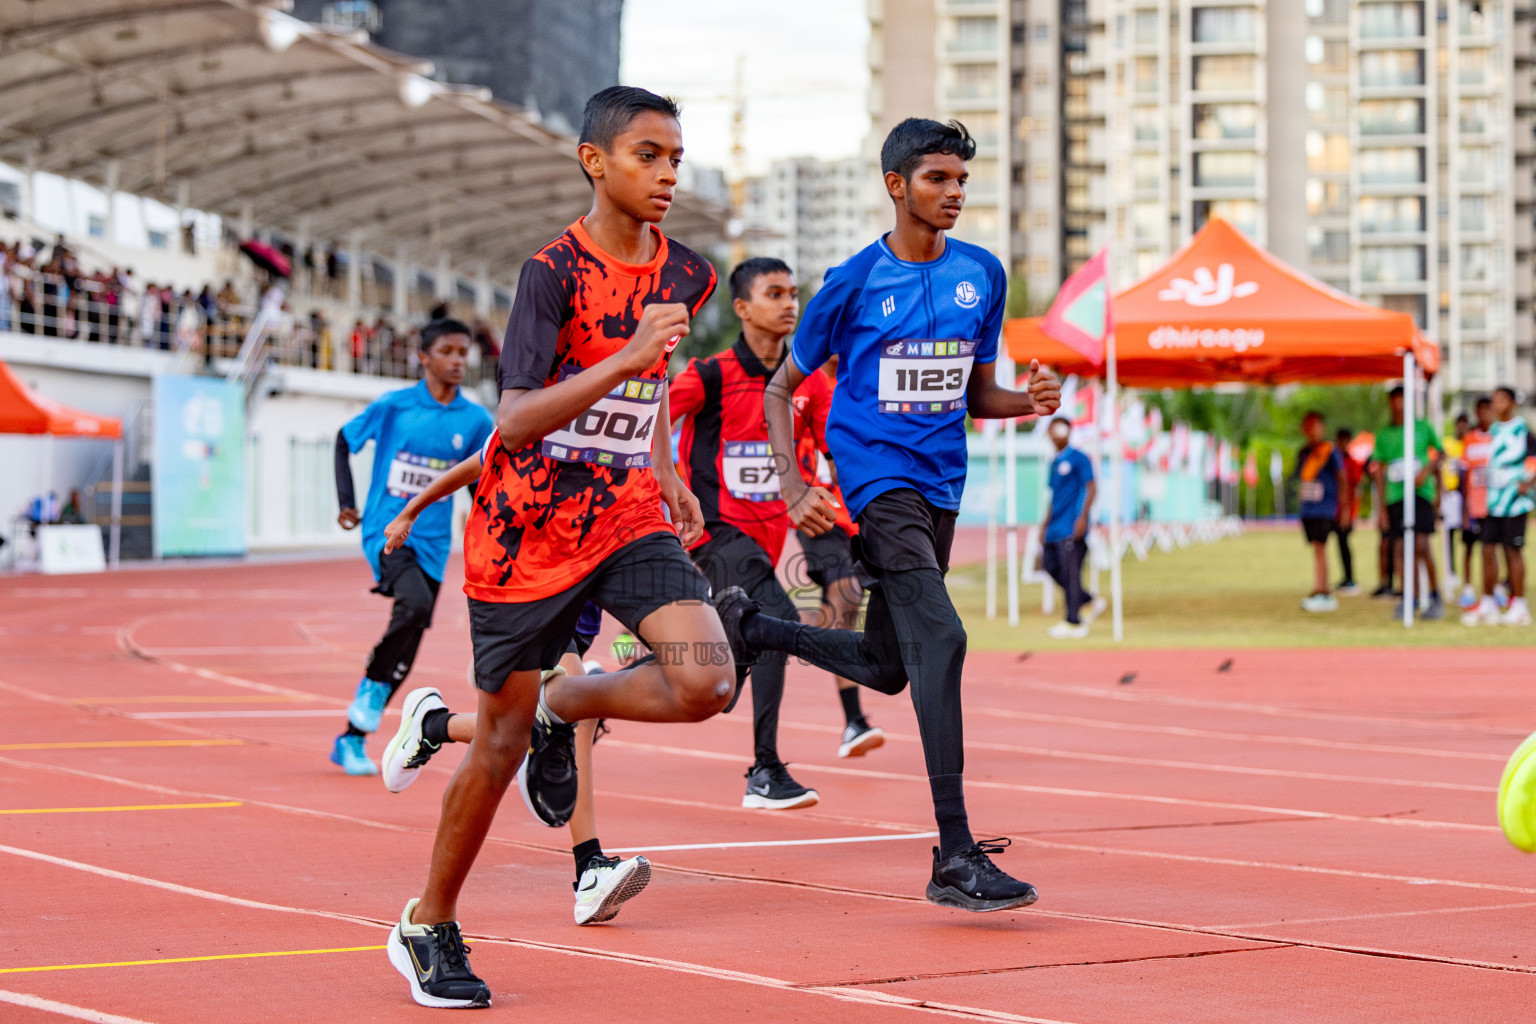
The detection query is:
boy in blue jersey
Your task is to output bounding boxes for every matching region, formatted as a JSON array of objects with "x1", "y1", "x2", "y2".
[
  {"x1": 754, "y1": 118, "x2": 1061, "y2": 912},
  {"x1": 1296, "y1": 411, "x2": 1347, "y2": 614},
  {"x1": 330, "y1": 318, "x2": 495, "y2": 775},
  {"x1": 1040, "y1": 418, "x2": 1102, "y2": 639}
]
